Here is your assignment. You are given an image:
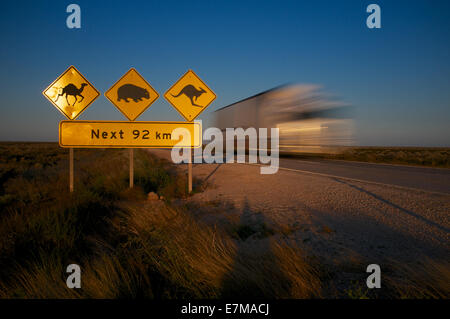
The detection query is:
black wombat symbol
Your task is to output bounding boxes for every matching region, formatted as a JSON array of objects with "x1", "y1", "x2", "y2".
[
  {"x1": 117, "y1": 84, "x2": 150, "y2": 103},
  {"x1": 54, "y1": 83, "x2": 88, "y2": 106},
  {"x1": 171, "y1": 84, "x2": 206, "y2": 107}
]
